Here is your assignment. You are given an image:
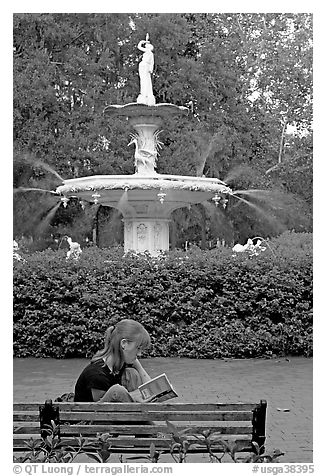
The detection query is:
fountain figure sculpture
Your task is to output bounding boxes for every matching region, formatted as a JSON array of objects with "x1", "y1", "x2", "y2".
[{"x1": 137, "y1": 34, "x2": 156, "y2": 106}]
